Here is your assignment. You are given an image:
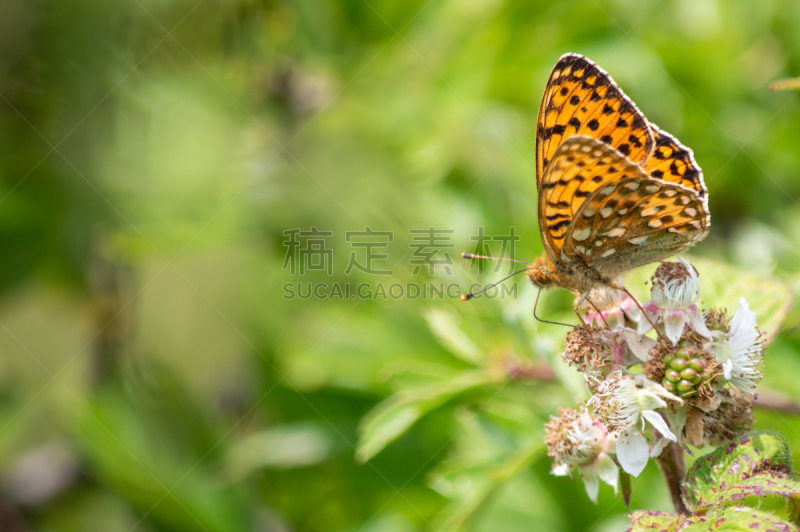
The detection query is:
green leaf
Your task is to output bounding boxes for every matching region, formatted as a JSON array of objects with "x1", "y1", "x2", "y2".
[
  {"x1": 425, "y1": 308, "x2": 485, "y2": 365},
  {"x1": 223, "y1": 422, "x2": 334, "y2": 482},
  {"x1": 625, "y1": 256, "x2": 792, "y2": 341},
  {"x1": 430, "y1": 439, "x2": 544, "y2": 532},
  {"x1": 626, "y1": 510, "x2": 697, "y2": 531},
  {"x1": 627, "y1": 507, "x2": 800, "y2": 531},
  {"x1": 704, "y1": 506, "x2": 800, "y2": 531},
  {"x1": 72, "y1": 391, "x2": 248, "y2": 532},
  {"x1": 356, "y1": 371, "x2": 498, "y2": 462},
  {"x1": 685, "y1": 431, "x2": 796, "y2": 510}
]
